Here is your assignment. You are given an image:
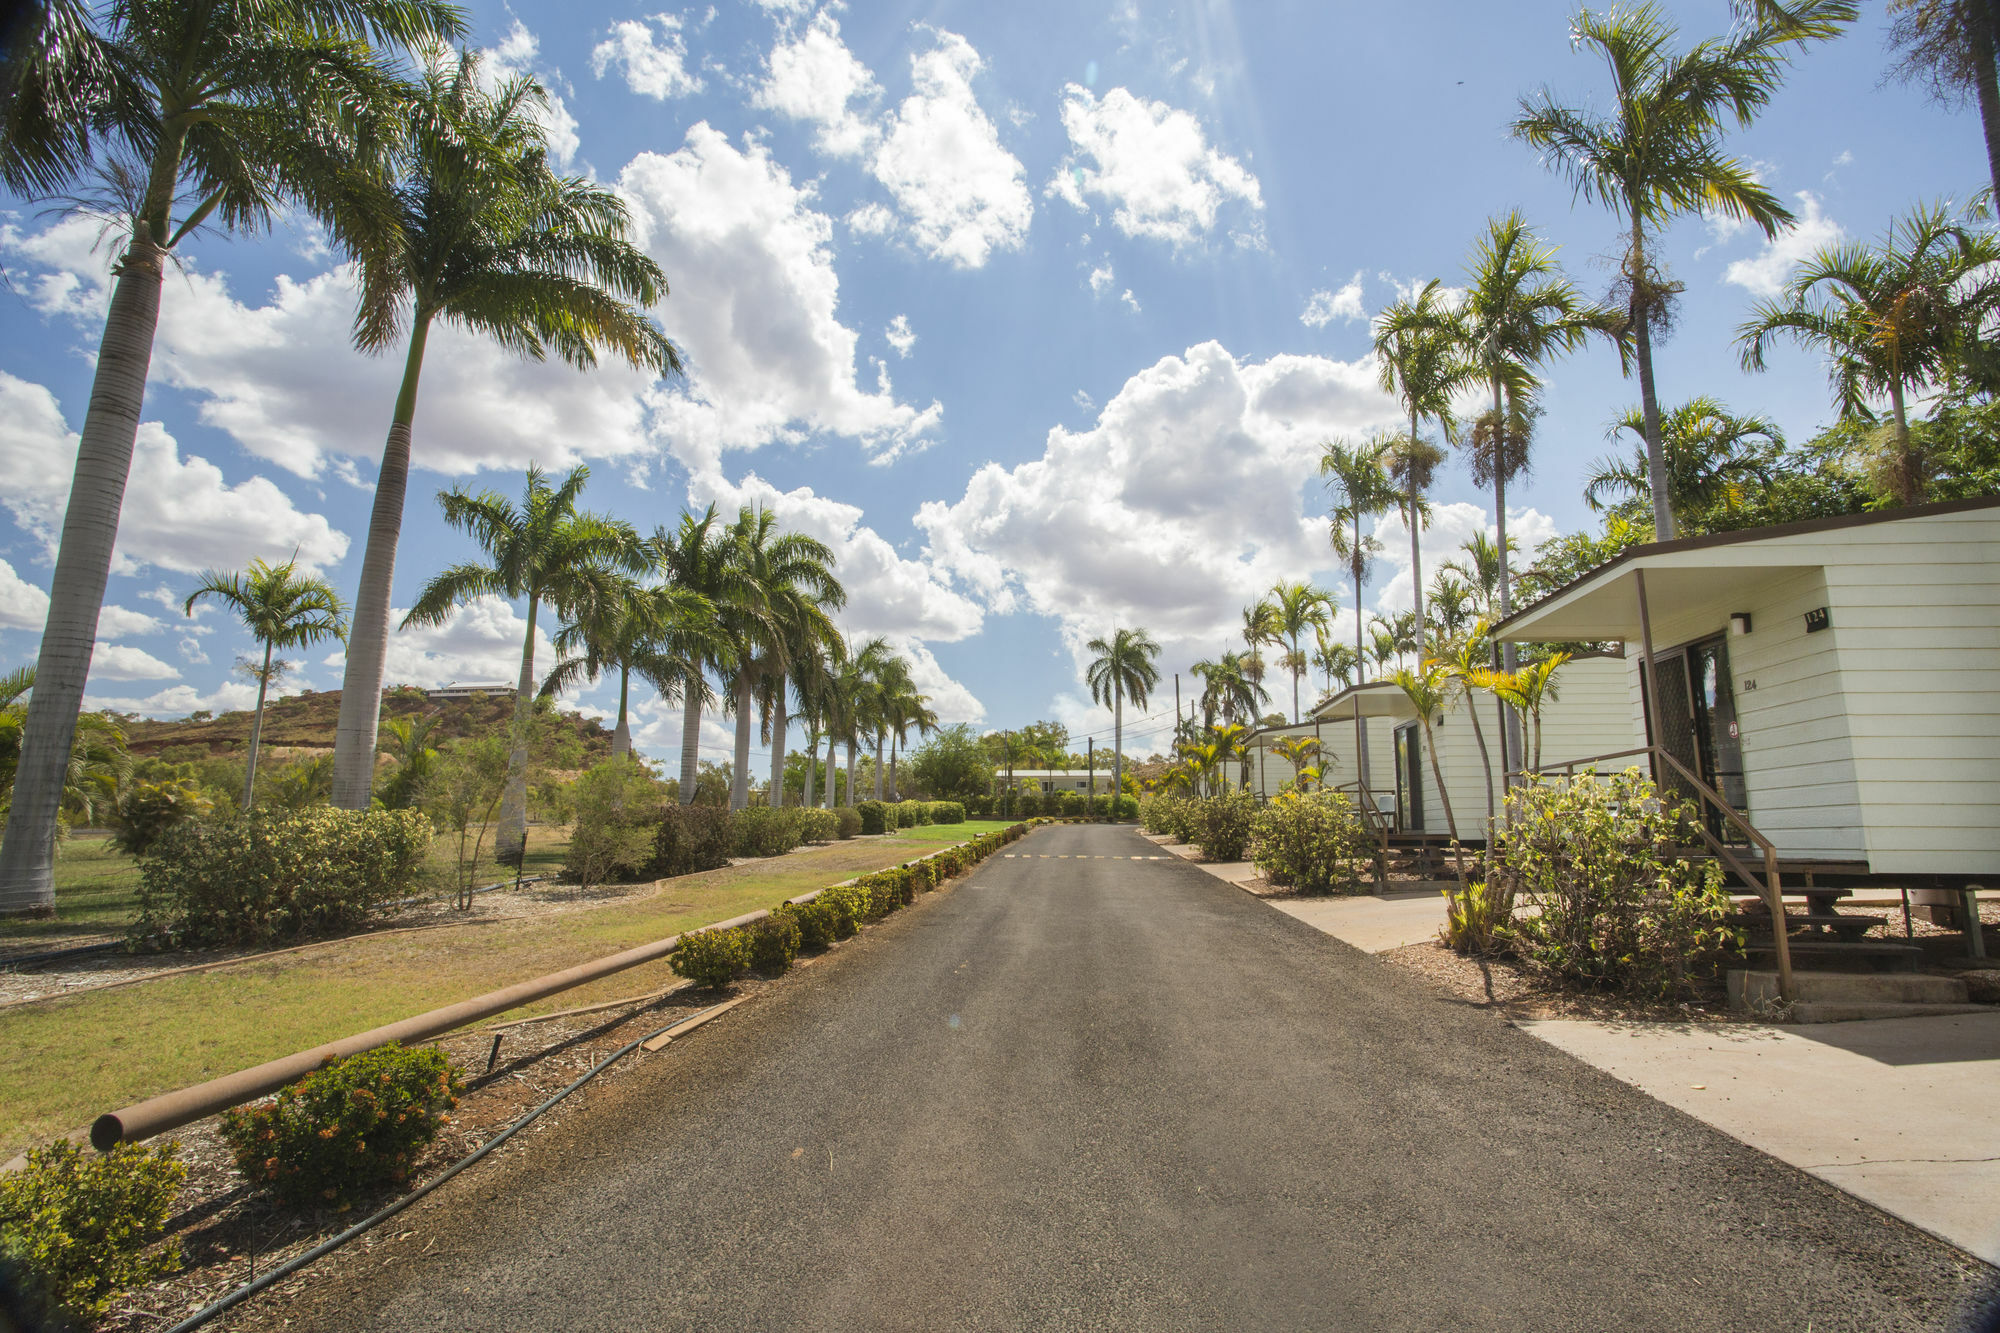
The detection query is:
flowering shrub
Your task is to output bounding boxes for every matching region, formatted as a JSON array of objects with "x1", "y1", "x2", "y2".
[
  {"x1": 132, "y1": 808, "x2": 433, "y2": 948},
  {"x1": 1501, "y1": 769, "x2": 1740, "y2": 998},
  {"x1": 0, "y1": 1140, "x2": 185, "y2": 1319},
  {"x1": 1188, "y1": 793, "x2": 1258, "y2": 862},
  {"x1": 799, "y1": 808, "x2": 840, "y2": 843},
  {"x1": 220, "y1": 1044, "x2": 460, "y2": 1210},
  {"x1": 1250, "y1": 791, "x2": 1372, "y2": 896}
]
